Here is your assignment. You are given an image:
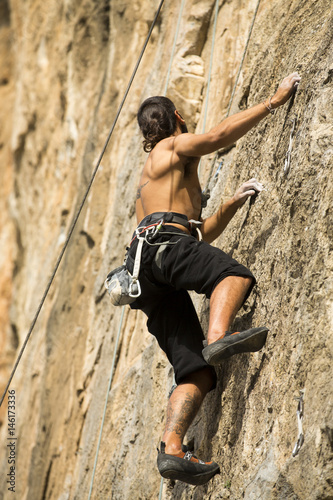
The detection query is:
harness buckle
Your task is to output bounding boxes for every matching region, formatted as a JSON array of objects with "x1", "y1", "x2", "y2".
[
  {"x1": 129, "y1": 278, "x2": 141, "y2": 298},
  {"x1": 188, "y1": 219, "x2": 203, "y2": 241},
  {"x1": 146, "y1": 218, "x2": 164, "y2": 241}
]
